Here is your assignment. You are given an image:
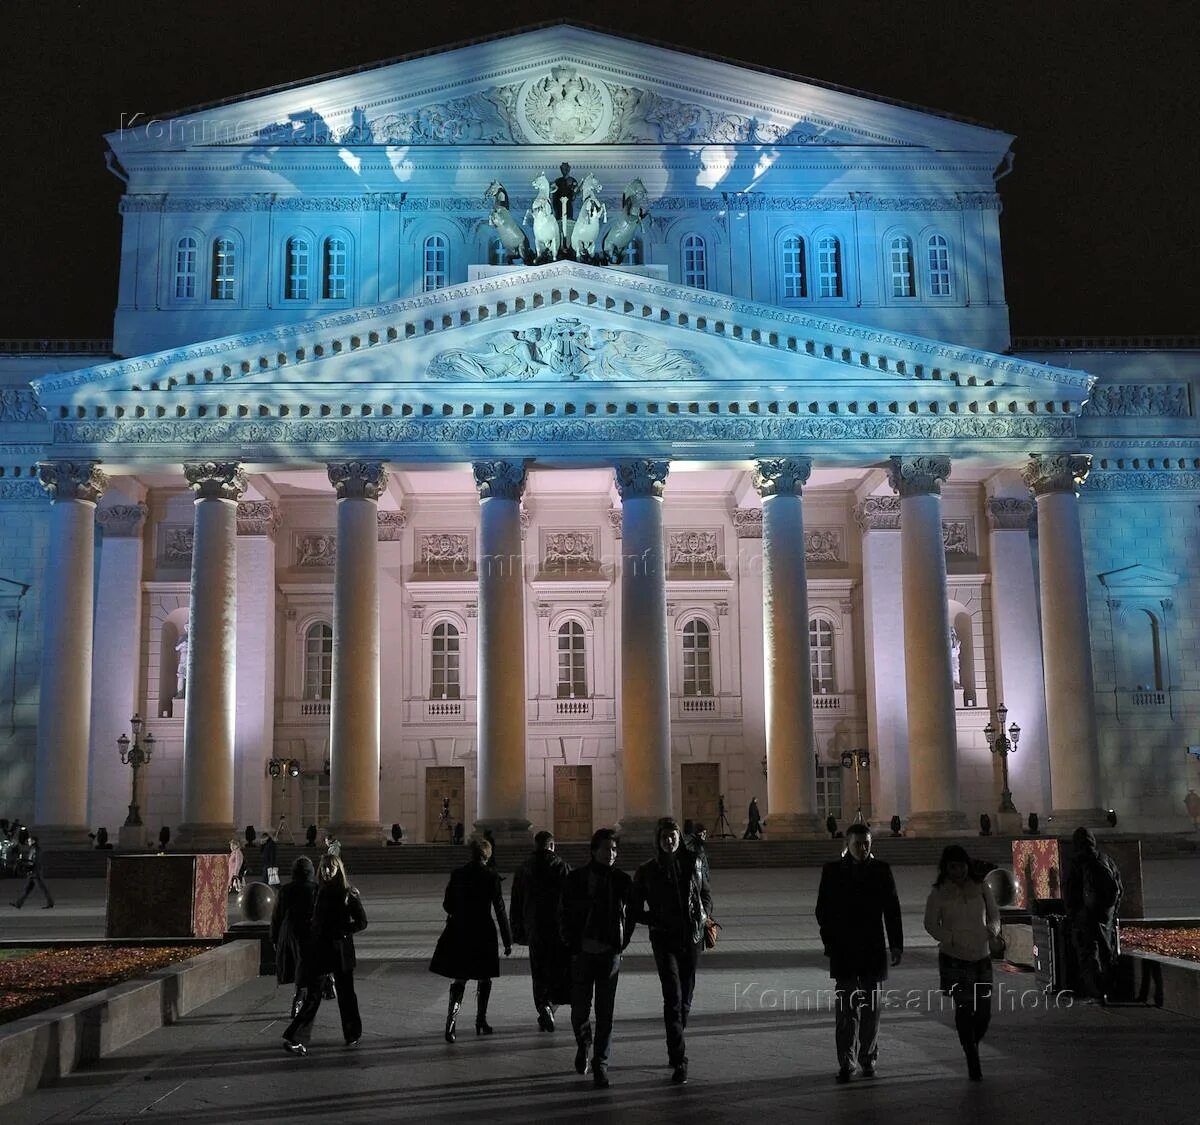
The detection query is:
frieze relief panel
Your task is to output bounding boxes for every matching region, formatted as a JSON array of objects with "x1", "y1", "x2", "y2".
[
  {"x1": 942, "y1": 519, "x2": 974, "y2": 556},
  {"x1": 669, "y1": 530, "x2": 721, "y2": 569},
  {"x1": 1081, "y1": 384, "x2": 1190, "y2": 417},
  {"x1": 417, "y1": 531, "x2": 473, "y2": 574},
  {"x1": 157, "y1": 525, "x2": 194, "y2": 567},
  {"x1": 295, "y1": 533, "x2": 337, "y2": 568},
  {"x1": 542, "y1": 529, "x2": 598, "y2": 567},
  {"x1": 805, "y1": 527, "x2": 844, "y2": 562}
]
